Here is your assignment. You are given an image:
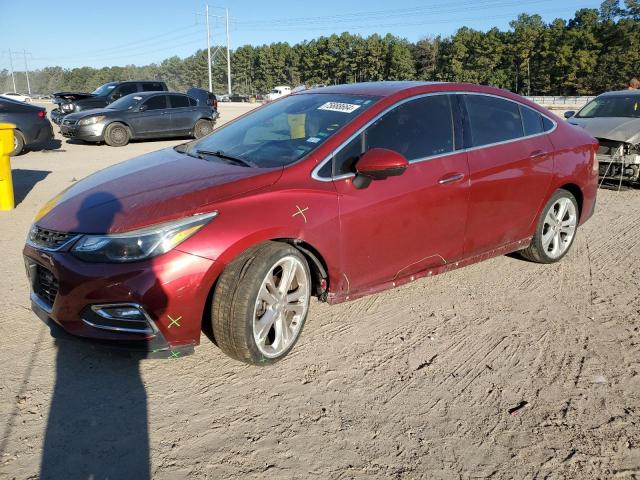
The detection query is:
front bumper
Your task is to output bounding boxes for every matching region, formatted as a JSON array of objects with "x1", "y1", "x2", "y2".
[
  {"x1": 23, "y1": 244, "x2": 220, "y2": 357},
  {"x1": 60, "y1": 122, "x2": 105, "y2": 141},
  {"x1": 51, "y1": 108, "x2": 68, "y2": 125}
]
